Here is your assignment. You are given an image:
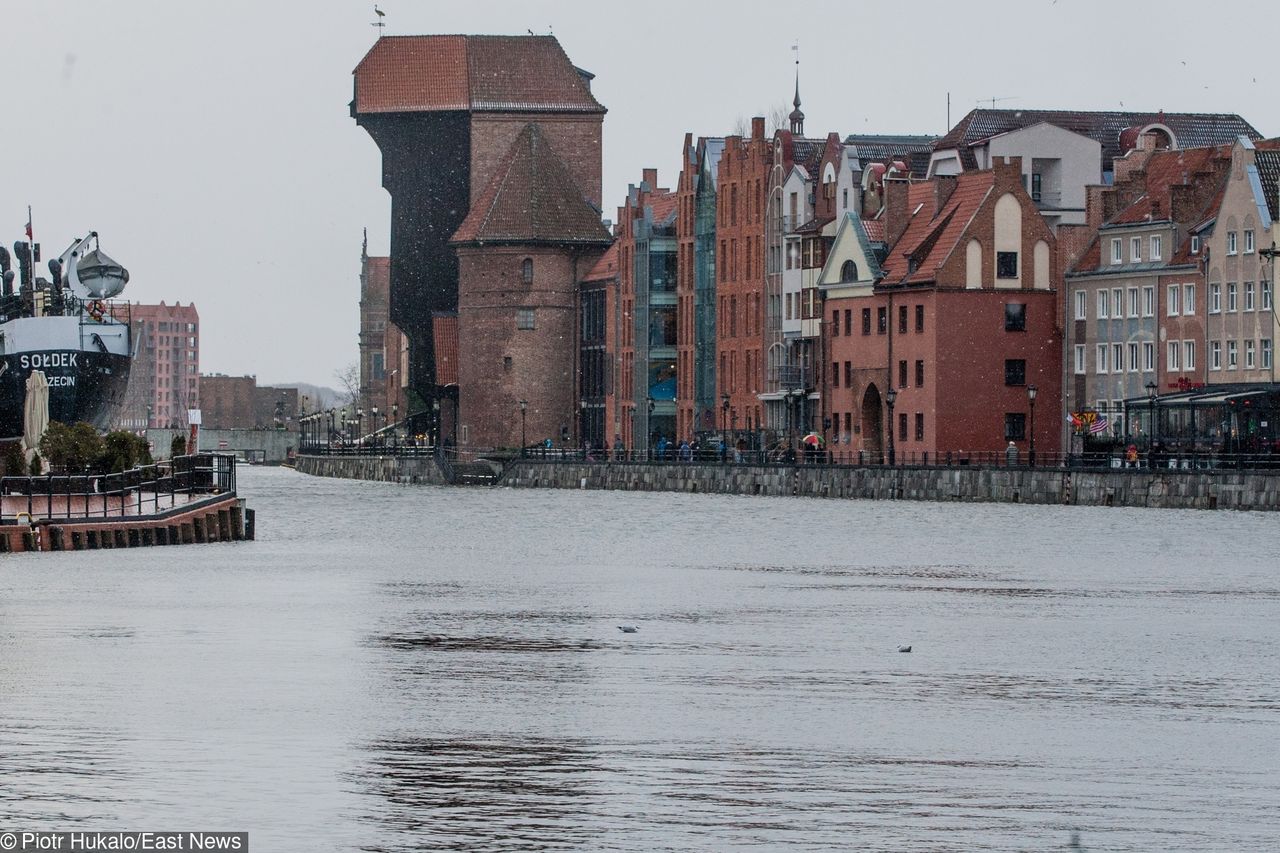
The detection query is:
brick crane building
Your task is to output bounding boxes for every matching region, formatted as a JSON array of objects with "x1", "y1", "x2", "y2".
[{"x1": 351, "y1": 35, "x2": 609, "y2": 446}]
